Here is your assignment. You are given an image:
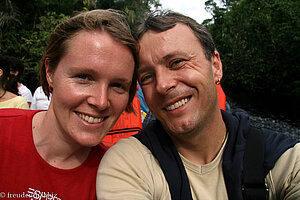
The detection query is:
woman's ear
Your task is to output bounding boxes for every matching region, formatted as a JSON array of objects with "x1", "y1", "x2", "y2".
[
  {"x1": 211, "y1": 51, "x2": 223, "y2": 84},
  {"x1": 45, "y1": 59, "x2": 54, "y2": 89}
]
